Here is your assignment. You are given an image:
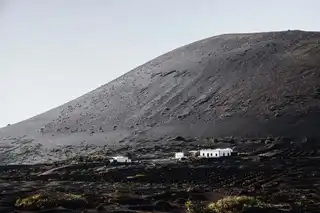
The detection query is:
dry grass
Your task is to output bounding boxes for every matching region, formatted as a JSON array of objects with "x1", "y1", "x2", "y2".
[
  {"x1": 207, "y1": 196, "x2": 262, "y2": 213},
  {"x1": 186, "y1": 196, "x2": 291, "y2": 213},
  {"x1": 127, "y1": 173, "x2": 146, "y2": 179},
  {"x1": 15, "y1": 192, "x2": 87, "y2": 209}
]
